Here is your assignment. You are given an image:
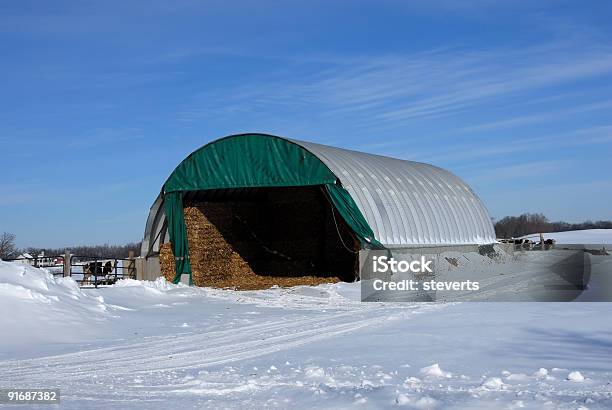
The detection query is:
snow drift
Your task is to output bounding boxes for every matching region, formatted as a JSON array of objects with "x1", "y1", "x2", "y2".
[
  {"x1": 0, "y1": 261, "x2": 117, "y2": 355},
  {"x1": 2, "y1": 255, "x2": 611, "y2": 408}
]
